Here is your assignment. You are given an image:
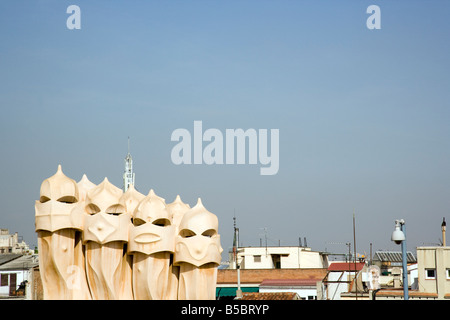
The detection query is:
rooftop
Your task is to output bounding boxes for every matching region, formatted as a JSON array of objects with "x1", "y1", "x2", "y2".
[
  {"x1": 0, "y1": 254, "x2": 38, "y2": 271},
  {"x1": 372, "y1": 251, "x2": 416, "y2": 263},
  {"x1": 0, "y1": 254, "x2": 22, "y2": 266},
  {"x1": 328, "y1": 262, "x2": 365, "y2": 272},
  {"x1": 260, "y1": 279, "x2": 319, "y2": 287},
  {"x1": 374, "y1": 289, "x2": 446, "y2": 299},
  {"x1": 240, "y1": 292, "x2": 300, "y2": 300},
  {"x1": 217, "y1": 268, "x2": 328, "y2": 285}
]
